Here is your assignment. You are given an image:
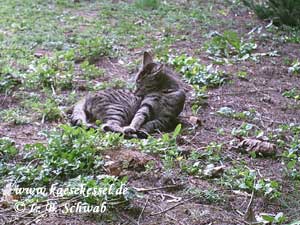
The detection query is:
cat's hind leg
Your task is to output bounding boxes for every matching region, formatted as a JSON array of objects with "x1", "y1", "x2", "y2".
[
  {"x1": 138, "y1": 118, "x2": 171, "y2": 138},
  {"x1": 101, "y1": 107, "x2": 127, "y2": 133}
]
